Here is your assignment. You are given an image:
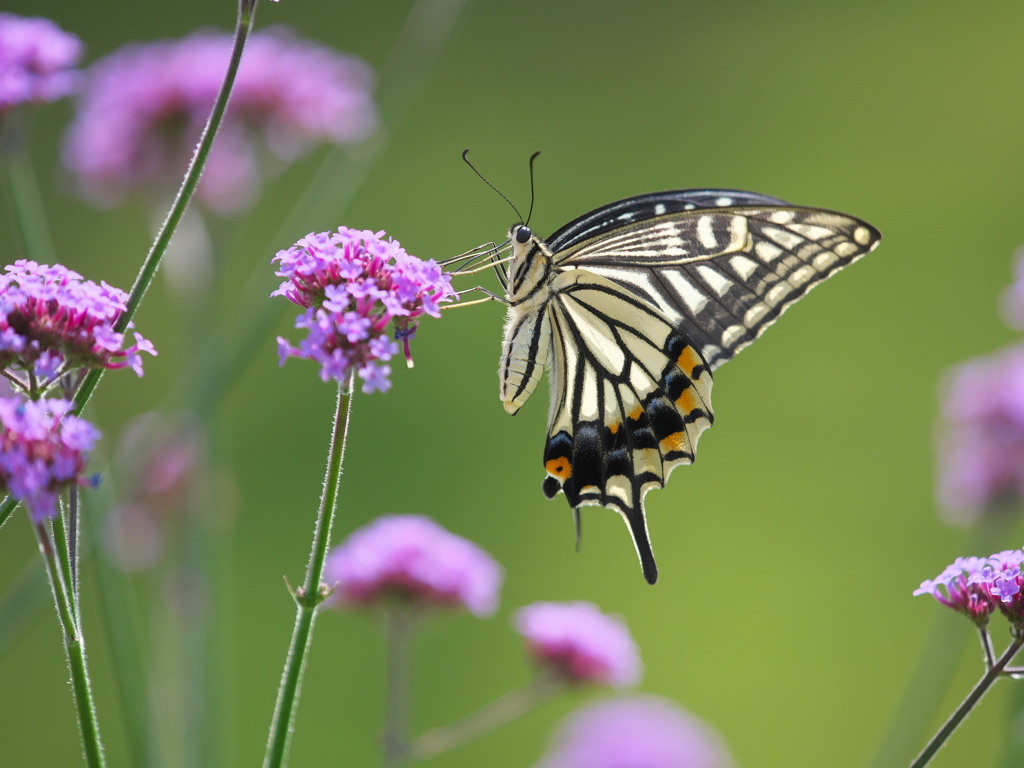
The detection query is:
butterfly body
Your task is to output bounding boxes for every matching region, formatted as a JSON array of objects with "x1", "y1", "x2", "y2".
[{"x1": 495, "y1": 189, "x2": 881, "y2": 584}]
